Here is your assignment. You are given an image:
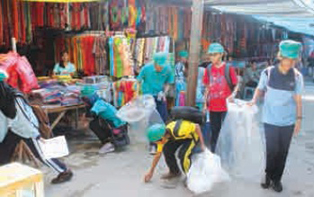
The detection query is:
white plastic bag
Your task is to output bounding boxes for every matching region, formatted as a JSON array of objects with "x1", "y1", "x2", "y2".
[
  {"x1": 187, "y1": 149, "x2": 230, "y2": 194},
  {"x1": 117, "y1": 94, "x2": 156, "y2": 123},
  {"x1": 117, "y1": 95, "x2": 164, "y2": 143},
  {"x1": 216, "y1": 99, "x2": 264, "y2": 179}
]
